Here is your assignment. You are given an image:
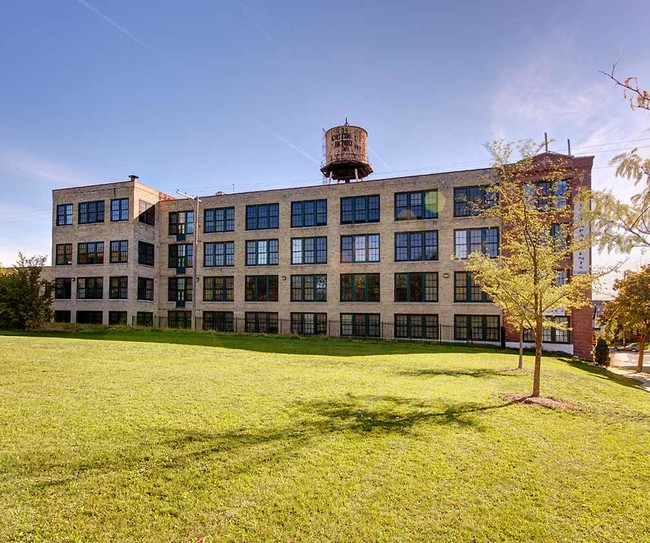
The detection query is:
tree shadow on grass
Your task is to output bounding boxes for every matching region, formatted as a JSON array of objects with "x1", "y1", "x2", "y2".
[
  {"x1": 398, "y1": 368, "x2": 521, "y2": 379},
  {"x1": 560, "y1": 358, "x2": 644, "y2": 390},
  {"x1": 31, "y1": 395, "x2": 516, "y2": 488}
]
